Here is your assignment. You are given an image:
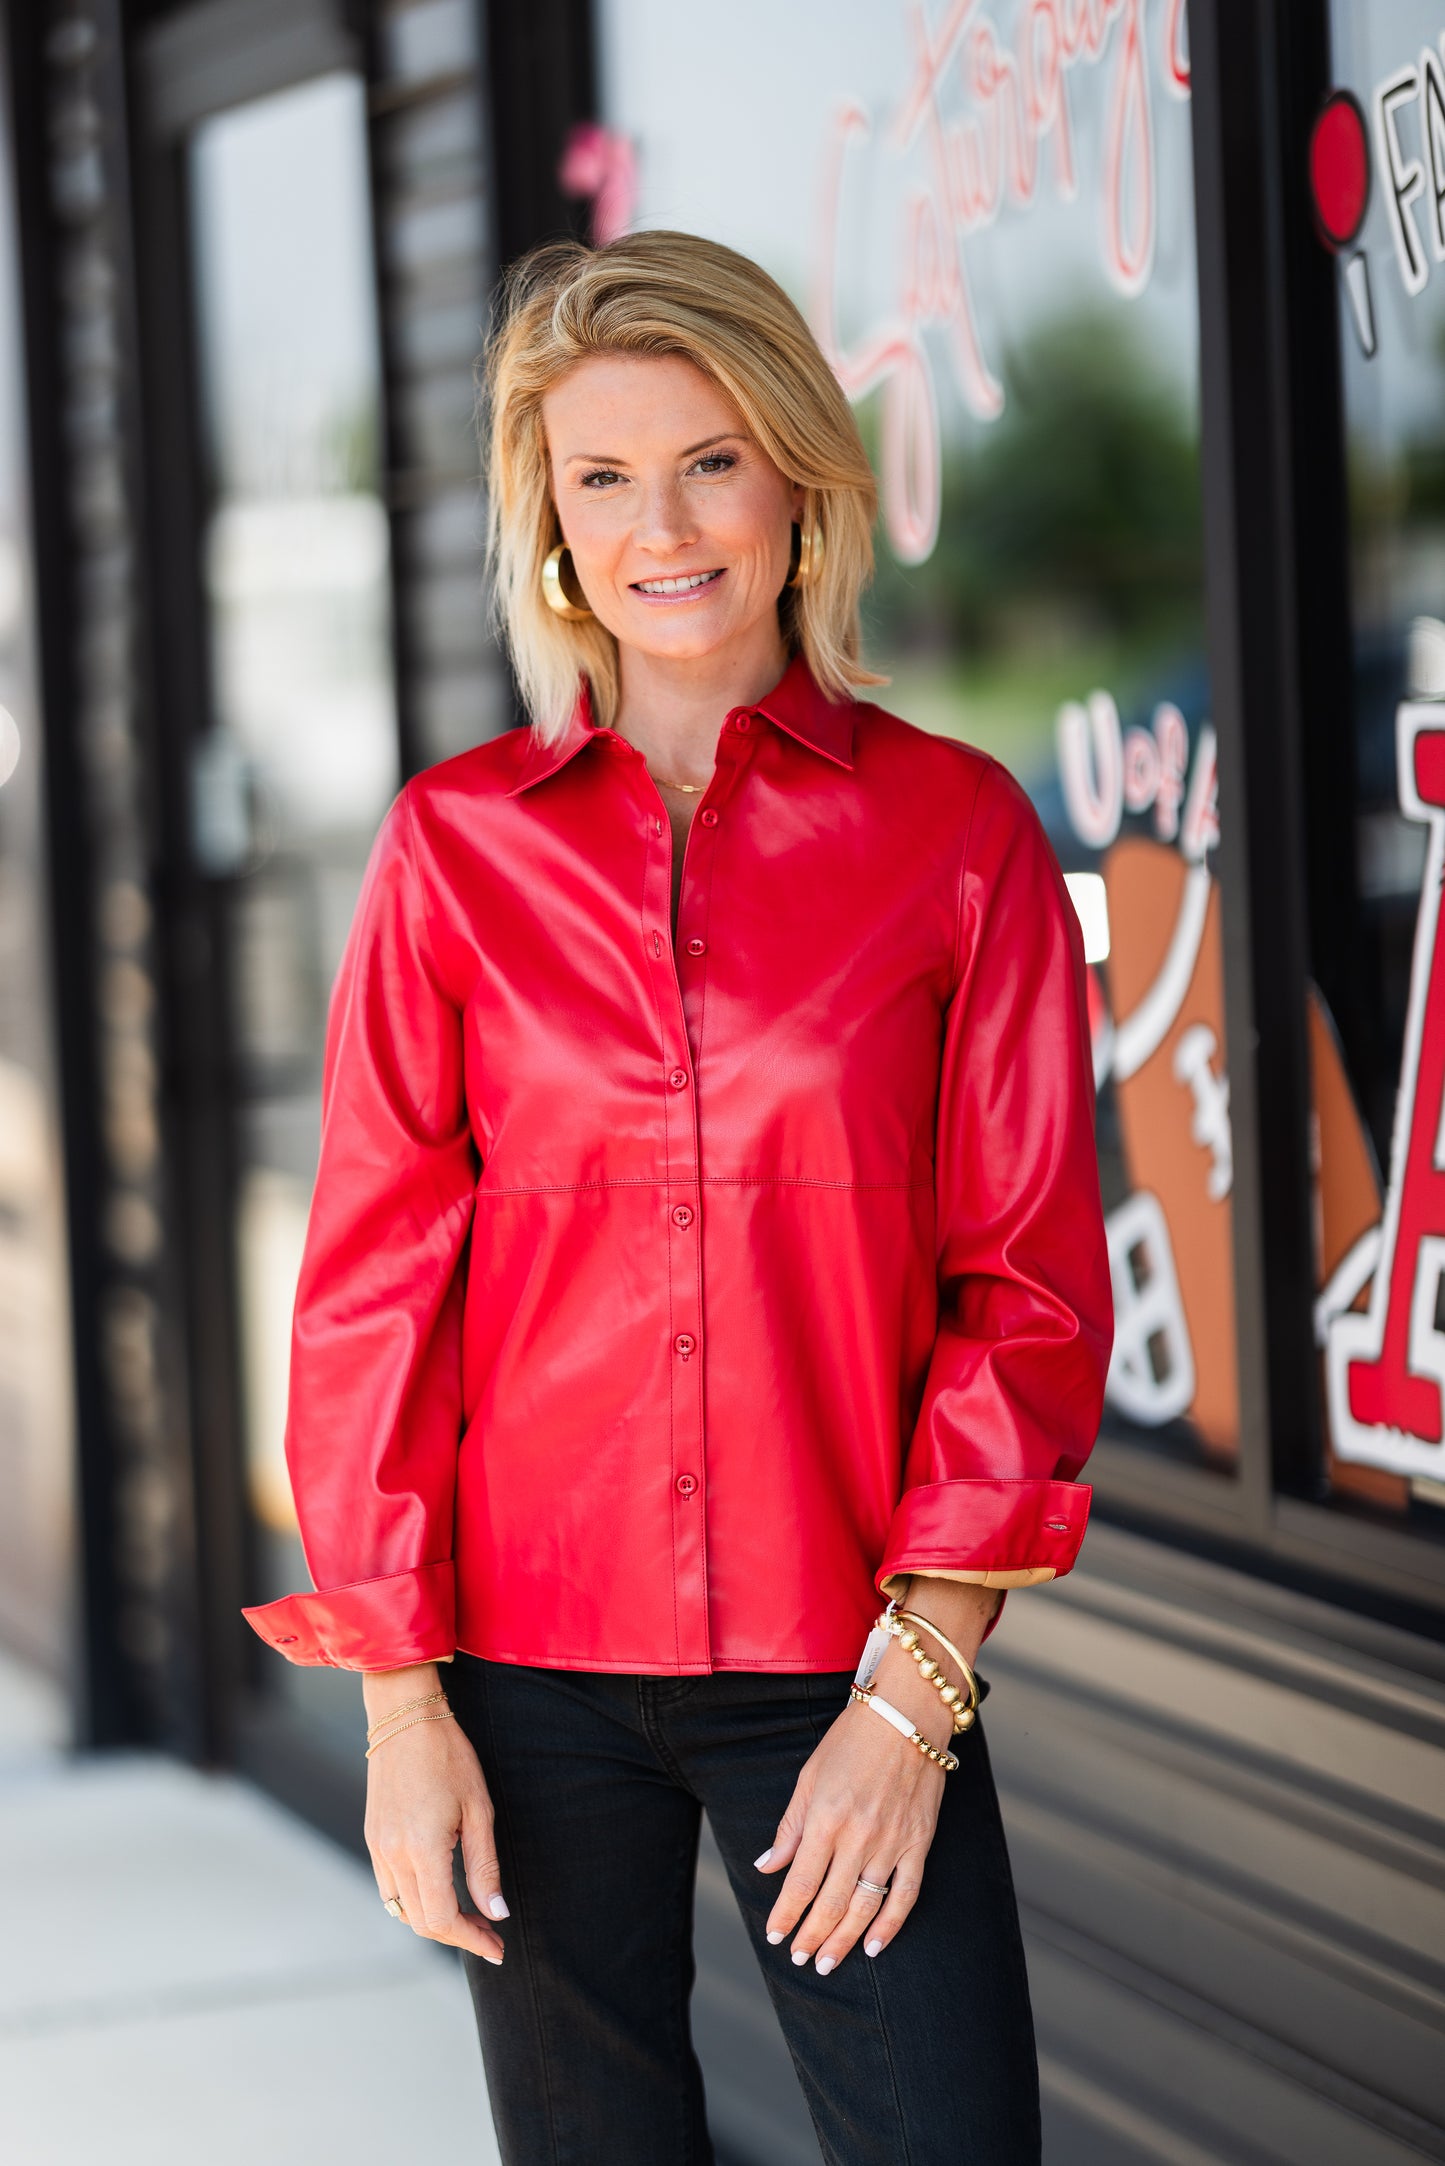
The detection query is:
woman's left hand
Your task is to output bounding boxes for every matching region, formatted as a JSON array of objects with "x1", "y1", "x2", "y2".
[{"x1": 754, "y1": 1579, "x2": 1000, "y2": 1973}]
